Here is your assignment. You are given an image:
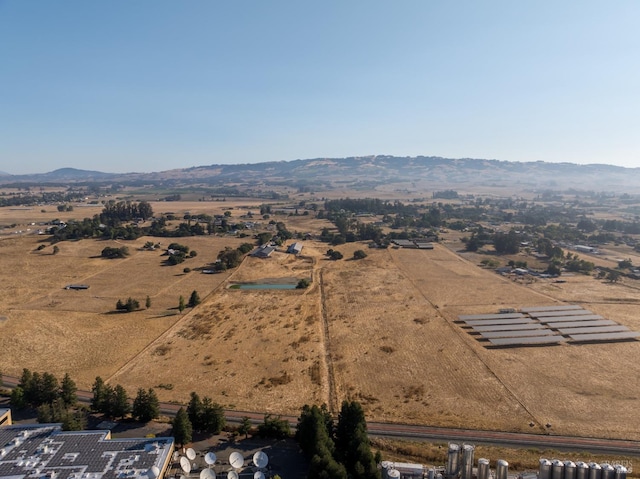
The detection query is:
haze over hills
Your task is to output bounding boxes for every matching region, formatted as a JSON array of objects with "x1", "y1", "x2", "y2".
[{"x1": 3, "y1": 156, "x2": 640, "y2": 193}]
